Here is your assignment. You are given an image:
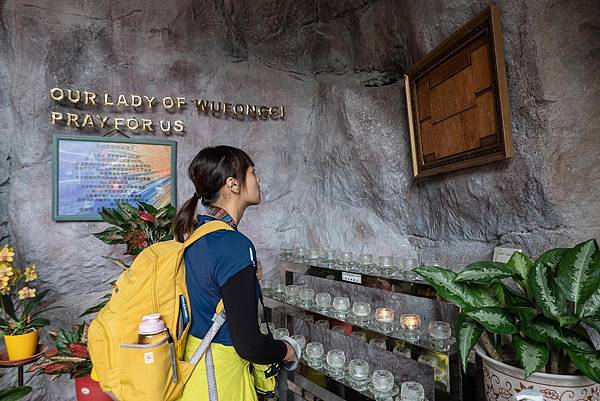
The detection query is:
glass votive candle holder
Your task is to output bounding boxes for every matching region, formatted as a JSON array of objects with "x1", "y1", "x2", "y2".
[
  {"x1": 348, "y1": 358, "x2": 370, "y2": 389},
  {"x1": 351, "y1": 331, "x2": 367, "y2": 343},
  {"x1": 375, "y1": 307, "x2": 395, "y2": 333},
  {"x1": 333, "y1": 296, "x2": 350, "y2": 319},
  {"x1": 284, "y1": 285, "x2": 300, "y2": 304},
  {"x1": 400, "y1": 314, "x2": 421, "y2": 341},
  {"x1": 273, "y1": 328, "x2": 289, "y2": 340},
  {"x1": 324, "y1": 250, "x2": 337, "y2": 264},
  {"x1": 308, "y1": 248, "x2": 322, "y2": 261},
  {"x1": 326, "y1": 349, "x2": 346, "y2": 378},
  {"x1": 357, "y1": 253, "x2": 373, "y2": 272},
  {"x1": 293, "y1": 246, "x2": 306, "y2": 262},
  {"x1": 298, "y1": 288, "x2": 315, "y2": 308},
  {"x1": 378, "y1": 256, "x2": 394, "y2": 272},
  {"x1": 429, "y1": 321, "x2": 452, "y2": 350},
  {"x1": 371, "y1": 369, "x2": 395, "y2": 393},
  {"x1": 291, "y1": 334, "x2": 306, "y2": 350},
  {"x1": 315, "y1": 319, "x2": 330, "y2": 329},
  {"x1": 260, "y1": 322, "x2": 275, "y2": 335},
  {"x1": 338, "y1": 252, "x2": 353, "y2": 269},
  {"x1": 400, "y1": 381, "x2": 425, "y2": 401},
  {"x1": 261, "y1": 279, "x2": 272, "y2": 295},
  {"x1": 315, "y1": 292, "x2": 332, "y2": 312},
  {"x1": 272, "y1": 282, "x2": 285, "y2": 300},
  {"x1": 305, "y1": 342, "x2": 324, "y2": 368},
  {"x1": 401, "y1": 258, "x2": 419, "y2": 280},
  {"x1": 370, "y1": 338, "x2": 387, "y2": 350},
  {"x1": 352, "y1": 301, "x2": 371, "y2": 325}
]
